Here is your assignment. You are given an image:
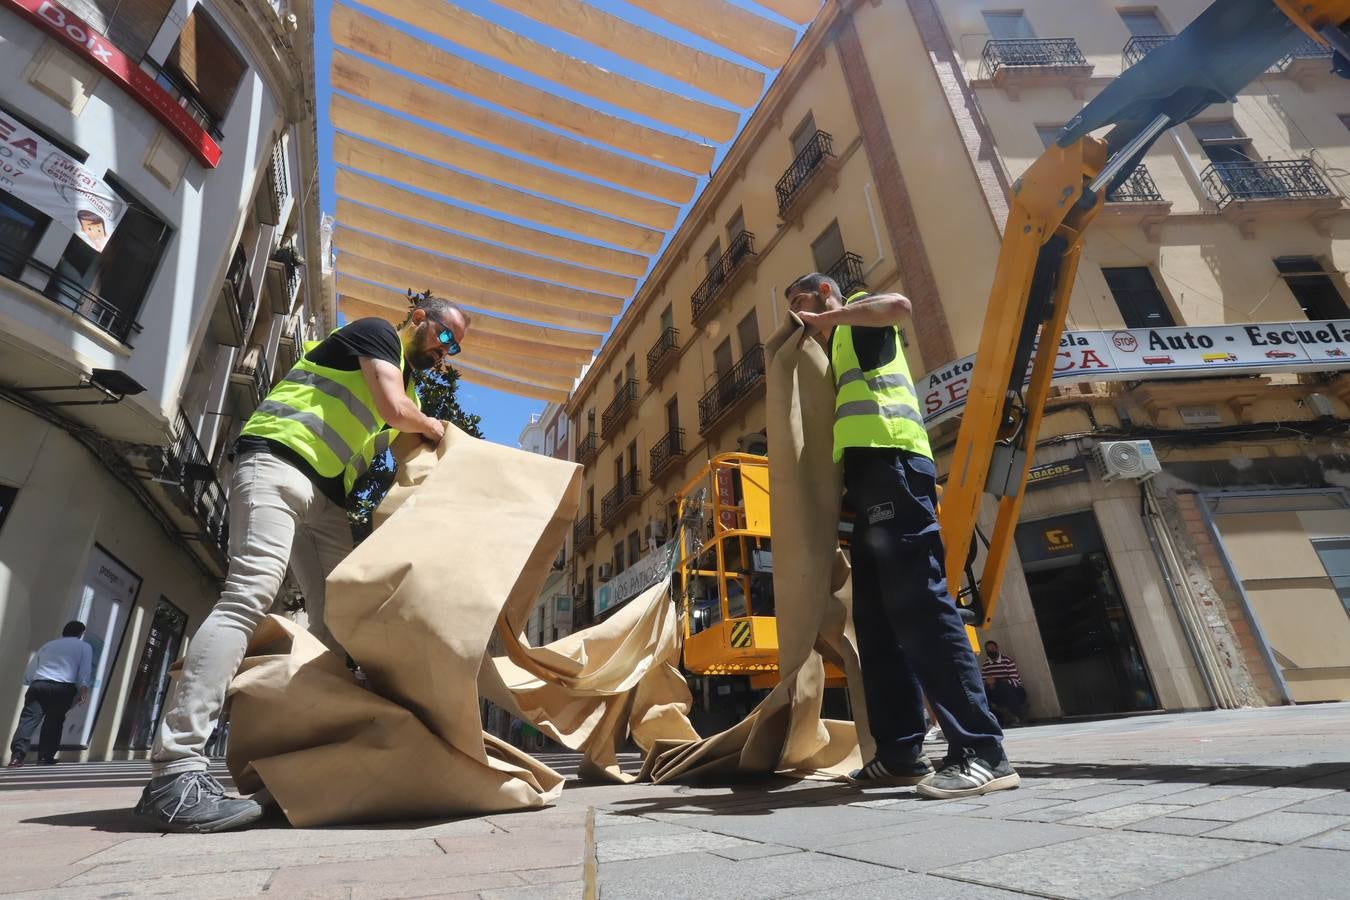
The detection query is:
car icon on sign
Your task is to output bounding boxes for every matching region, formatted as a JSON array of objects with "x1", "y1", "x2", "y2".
[
  {"x1": 1142, "y1": 356, "x2": 1174, "y2": 365},
  {"x1": 1328, "y1": 348, "x2": 1348, "y2": 358},
  {"x1": 1264, "y1": 350, "x2": 1297, "y2": 359}
]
